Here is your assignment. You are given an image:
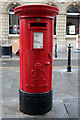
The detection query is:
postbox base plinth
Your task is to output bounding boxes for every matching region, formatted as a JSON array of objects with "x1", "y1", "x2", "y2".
[{"x1": 19, "y1": 89, "x2": 52, "y2": 115}]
